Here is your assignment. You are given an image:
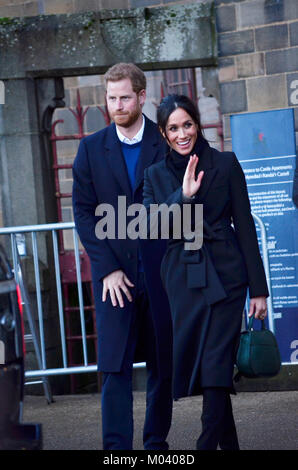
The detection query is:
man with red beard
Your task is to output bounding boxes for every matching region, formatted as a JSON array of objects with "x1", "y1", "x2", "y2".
[{"x1": 72, "y1": 63, "x2": 172, "y2": 450}]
